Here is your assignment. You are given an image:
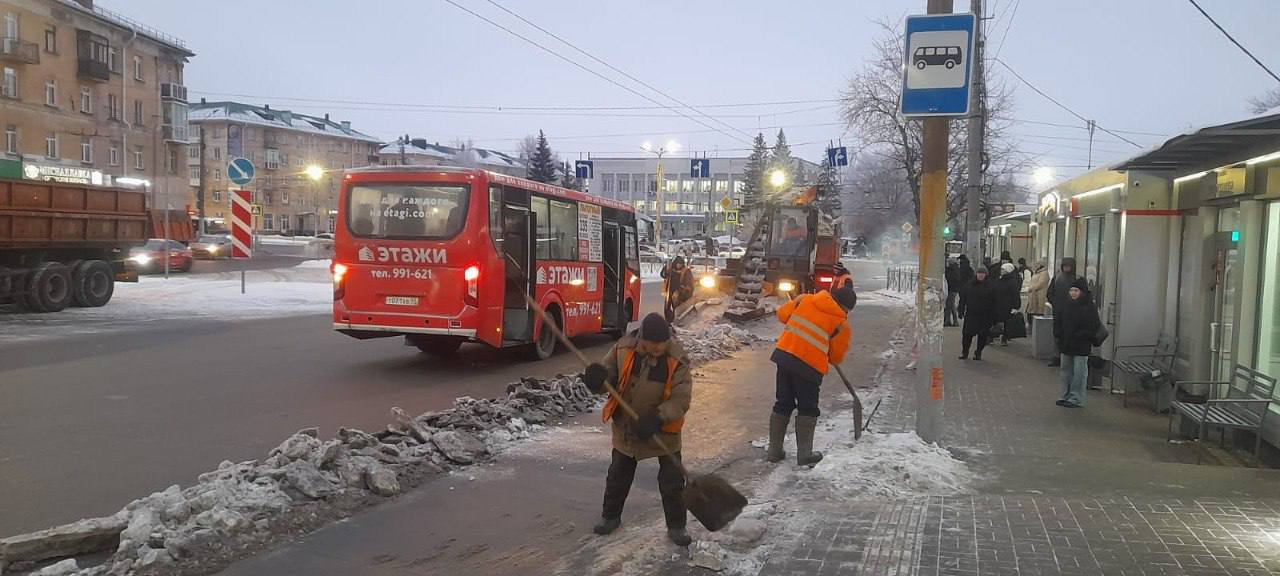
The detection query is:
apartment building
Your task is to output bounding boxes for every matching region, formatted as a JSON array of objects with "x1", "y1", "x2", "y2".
[
  {"x1": 377, "y1": 137, "x2": 525, "y2": 176},
  {"x1": 188, "y1": 100, "x2": 381, "y2": 234},
  {"x1": 1, "y1": 0, "x2": 193, "y2": 203}
]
